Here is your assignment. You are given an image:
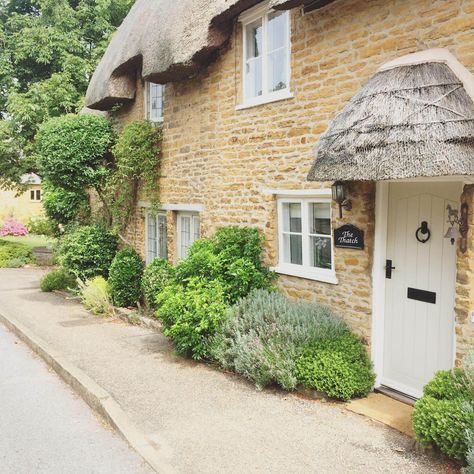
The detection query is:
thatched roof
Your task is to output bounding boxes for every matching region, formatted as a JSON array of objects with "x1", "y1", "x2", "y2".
[
  {"x1": 308, "y1": 49, "x2": 474, "y2": 181},
  {"x1": 85, "y1": 0, "x2": 321, "y2": 110}
]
